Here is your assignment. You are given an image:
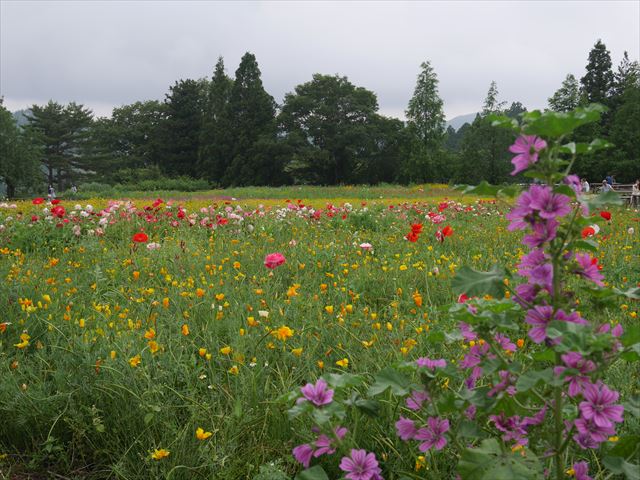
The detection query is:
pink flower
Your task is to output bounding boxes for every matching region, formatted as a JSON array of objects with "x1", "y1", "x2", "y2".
[
  {"x1": 292, "y1": 444, "x2": 314, "y2": 468},
  {"x1": 579, "y1": 382, "x2": 624, "y2": 428},
  {"x1": 300, "y1": 378, "x2": 334, "y2": 407},
  {"x1": 264, "y1": 252, "x2": 286, "y2": 269},
  {"x1": 415, "y1": 417, "x2": 449, "y2": 451},
  {"x1": 359, "y1": 242, "x2": 373, "y2": 251},
  {"x1": 509, "y1": 135, "x2": 547, "y2": 175},
  {"x1": 395, "y1": 416, "x2": 417, "y2": 440},
  {"x1": 339, "y1": 449, "x2": 383, "y2": 480}
]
